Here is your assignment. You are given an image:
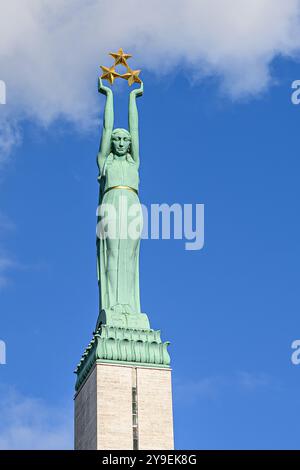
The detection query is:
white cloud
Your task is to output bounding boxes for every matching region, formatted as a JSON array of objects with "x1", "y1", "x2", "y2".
[
  {"x1": 0, "y1": 248, "x2": 39, "y2": 289},
  {"x1": 0, "y1": 212, "x2": 15, "y2": 232},
  {"x1": 0, "y1": 120, "x2": 21, "y2": 166},
  {"x1": 0, "y1": 386, "x2": 72, "y2": 450},
  {"x1": 0, "y1": 0, "x2": 300, "y2": 157},
  {"x1": 174, "y1": 371, "x2": 272, "y2": 403},
  {"x1": 237, "y1": 371, "x2": 270, "y2": 390},
  {"x1": 0, "y1": 213, "x2": 22, "y2": 288},
  {"x1": 0, "y1": 254, "x2": 16, "y2": 288}
]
